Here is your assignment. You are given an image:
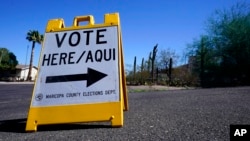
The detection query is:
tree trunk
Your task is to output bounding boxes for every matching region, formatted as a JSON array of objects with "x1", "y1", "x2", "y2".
[{"x1": 26, "y1": 41, "x2": 35, "y2": 81}]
